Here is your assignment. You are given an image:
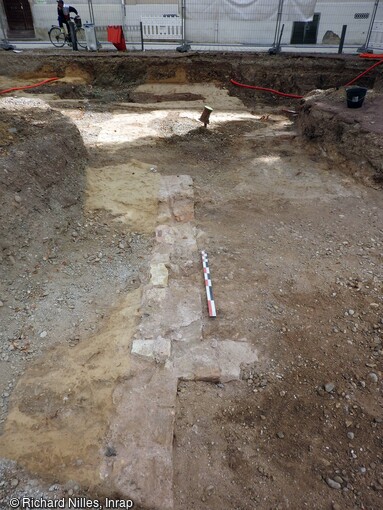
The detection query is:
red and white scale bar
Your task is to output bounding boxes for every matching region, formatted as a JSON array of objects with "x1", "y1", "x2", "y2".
[{"x1": 201, "y1": 250, "x2": 217, "y2": 318}]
